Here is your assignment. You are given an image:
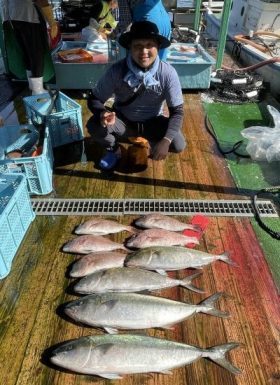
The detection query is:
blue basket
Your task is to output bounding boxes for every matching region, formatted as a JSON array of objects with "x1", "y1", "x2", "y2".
[
  {"x1": 23, "y1": 91, "x2": 84, "y2": 148},
  {"x1": 0, "y1": 125, "x2": 53, "y2": 195},
  {"x1": 0, "y1": 173, "x2": 35, "y2": 279}
]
